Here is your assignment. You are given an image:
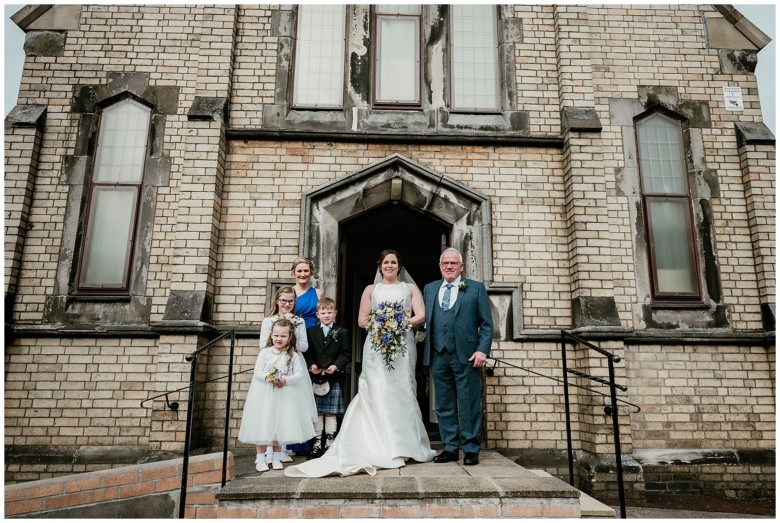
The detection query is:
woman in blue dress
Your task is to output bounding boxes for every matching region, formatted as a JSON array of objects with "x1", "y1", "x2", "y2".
[
  {"x1": 288, "y1": 257, "x2": 323, "y2": 455},
  {"x1": 291, "y1": 257, "x2": 323, "y2": 329}
]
